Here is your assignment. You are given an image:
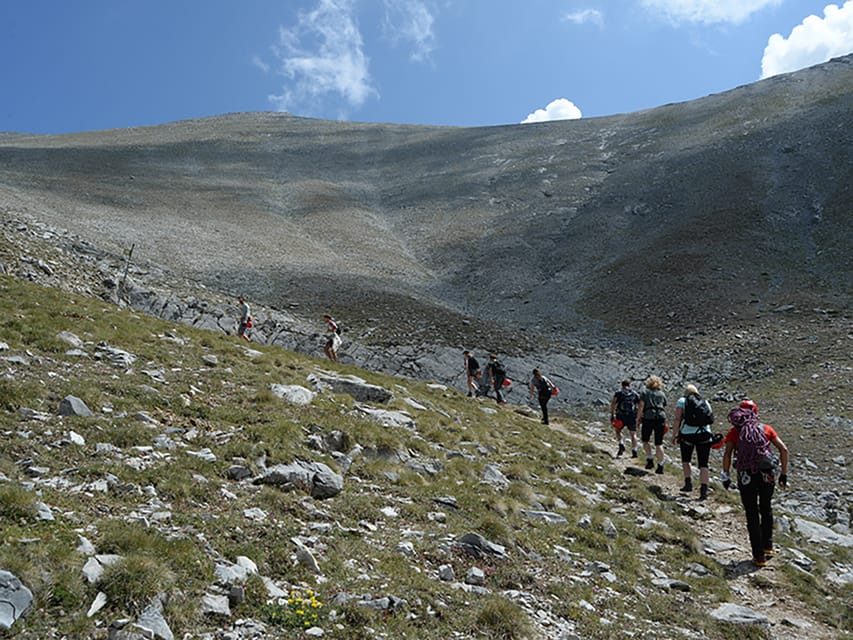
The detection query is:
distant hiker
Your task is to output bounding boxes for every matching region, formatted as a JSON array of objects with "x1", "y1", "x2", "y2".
[
  {"x1": 672, "y1": 384, "x2": 715, "y2": 499},
  {"x1": 722, "y1": 404, "x2": 789, "y2": 568},
  {"x1": 486, "y1": 354, "x2": 508, "y2": 405},
  {"x1": 236, "y1": 296, "x2": 252, "y2": 341},
  {"x1": 529, "y1": 368, "x2": 555, "y2": 425},
  {"x1": 323, "y1": 314, "x2": 342, "y2": 362},
  {"x1": 463, "y1": 350, "x2": 481, "y2": 397},
  {"x1": 636, "y1": 375, "x2": 667, "y2": 474},
  {"x1": 610, "y1": 379, "x2": 639, "y2": 458}
]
